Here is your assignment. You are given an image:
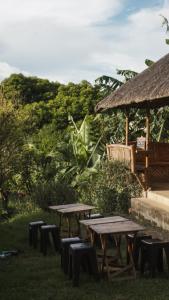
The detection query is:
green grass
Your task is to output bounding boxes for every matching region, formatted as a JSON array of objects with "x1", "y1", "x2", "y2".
[{"x1": 1, "y1": 210, "x2": 169, "y2": 300}]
